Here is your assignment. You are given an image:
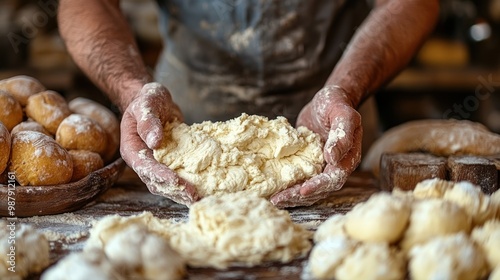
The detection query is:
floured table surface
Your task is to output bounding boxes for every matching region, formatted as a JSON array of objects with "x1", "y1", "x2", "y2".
[{"x1": 20, "y1": 168, "x2": 379, "y2": 280}]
